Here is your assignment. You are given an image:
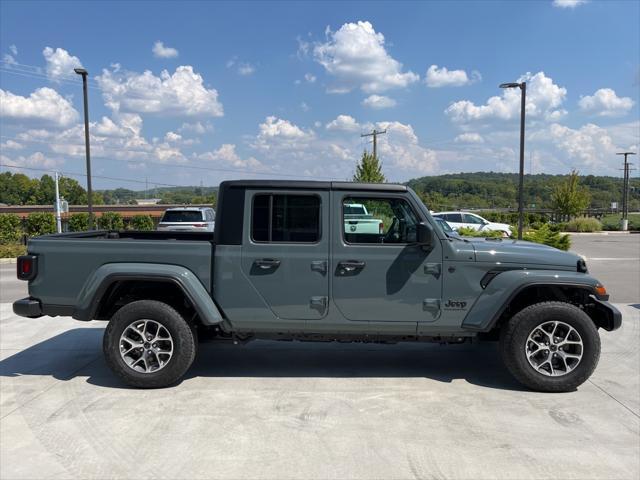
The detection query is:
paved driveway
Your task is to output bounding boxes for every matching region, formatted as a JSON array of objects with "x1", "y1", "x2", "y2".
[{"x1": 1, "y1": 303, "x2": 638, "y2": 480}]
